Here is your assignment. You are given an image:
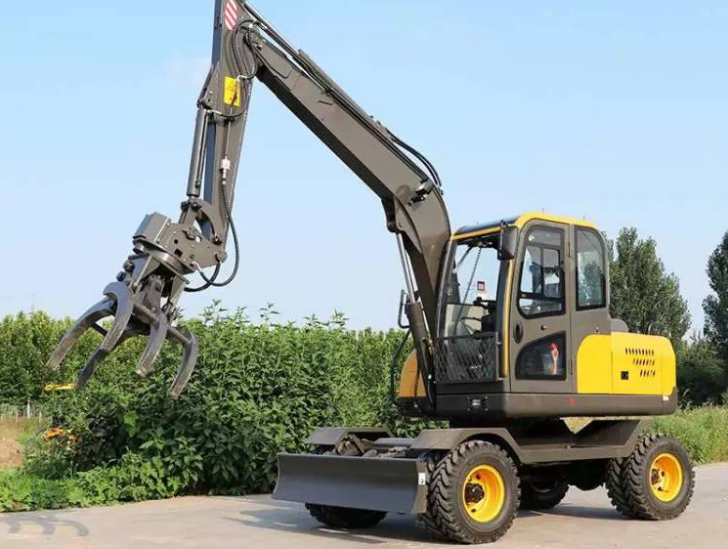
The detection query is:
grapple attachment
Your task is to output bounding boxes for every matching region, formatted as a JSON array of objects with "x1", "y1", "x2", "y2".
[
  {"x1": 46, "y1": 0, "x2": 258, "y2": 398},
  {"x1": 47, "y1": 255, "x2": 199, "y2": 398}
]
